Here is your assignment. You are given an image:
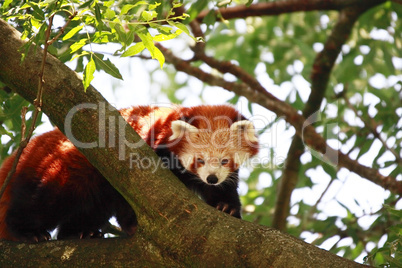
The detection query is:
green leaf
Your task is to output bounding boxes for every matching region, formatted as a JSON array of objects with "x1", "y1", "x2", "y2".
[
  {"x1": 185, "y1": 0, "x2": 208, "y2": 22},
  {"x1": 121, "y1": 42, "x2": 145, "y2": 57},
  {"x1": 153, "y1": 30, "x2": 182, "y2": 42},
  {"x1": 322, "y1": 163, "x2": 337, "y2": 178},
  {"x1": 70, "y1": 39, "x2": 87, "y2": 53},
  {"x1": 120, "y1": 4, "x2": 136, "y2": 15},
  {"x1": 167, "y1": 21, "x2": 199, "y2": 42},
  {"x1": 335, "y1": 54, "x2": 357, "y2": 82},
  {"x1": 104, "y1": 7, "x2": 116, "y2": 20},
  {"x1": 120, "y1": 1, "x2": 148, "y2": 15},
  {"x1": 28, "y1": 2, "x2": 45, "y2": 20},
  {"x1": 114, "y1": 23, "x2": 128, "y2": 45},
  {"x1": 167, "y1": 21, "x2": 190, "y2": 36},
  {"x1": 385, "y1": 206, "x2": 402, "y2": 218},
  {"x1": 2, "y1": 0, "x2": 13, "y2": 9},
  {"x1": 30, "y1": 17, "x2": 42, "y2": 30},
  {"x1": 246, "y1": 0, "x2": 254, "y2": 6},
  {"x1": 33, "y1": 23, "x2": 47, "y2": 49},
  {"x1": 138, "y1": 32, "x2": 155, "y2": 54},
  {"x1": 356, "y1": 138, "x2": 374, "y2": 160},
  {"x1": 92, "y1": 32, "x2": 111, "y2": 43},
  {"x1": 94, "y1": 3, "x2": 103, "y2": 30},
  {"x1": 172, "y1": 2, "x2": 183, "y2": 9},
  {"x1": 148, "y1": 23, "x2": 173, "y2": 34},
  {"x1": 93, "y1": 54, "x2": 123, "y2": 80},
  {"x1": 62, "y1": 25, "x2": 83, "y2": 41},
  {"x1": 153, "y1": 46, "x2": 165, "y2": 69},
  {"x1": 17, "y1": 3, "x2": 32, "y2": 10},
  {"x1": 203, "y1": 9, "x2": 216, "y2": 26},
  {"x1": 137, "y1": 32, "x2": 165, "y2": 68},
  {"x1": 83, "y1": 57, "x2": 96, "y2": 90},
  {"x1": 141, "y1": 10, "x2": 157, "y2": 22},
  {"x1": 149, "y1": 3, "x2": 161, "y2": 10},
  {"x1": 78, "y1": 0, "x2": 93, "y2": 9},
  {"x1": 381, "y1": 43, "x2": 395, "y2": 75}
]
